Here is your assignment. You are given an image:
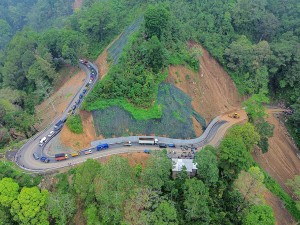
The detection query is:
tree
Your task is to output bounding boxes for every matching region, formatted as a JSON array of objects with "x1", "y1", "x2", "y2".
[
  {"x1": 142, "y1": 151, "x2": 172, "y2": 191},
  {"x1": 95, "y1": 156, "x2": 134, "y2": 224},
  {"x1": 144, "y1": 4, "x2": 170, "y2": 40},
  {"x1": 150, "y1": 201, "x2": 178, "y2": 225},
  {"x1": 194, "y1": 146, "x2": 219, "y2": 186},
  {"x1": 47, "y1": 192, "x2": 76, "y2": 225},
  {"x1": 287, "y1": 175, "x2": 300, "y2": 211},
  {"x1": 0, "y1": 178, "x2": 19, "y2": 208},
  {"x1": 73, "y1": 159, "x2": 102, "y2": 203},
  {"x1": 79, "y1": 2, "x2": 117, "y2": 41},
  {"x1": 220, "y1": 135, "x2": 252, "y2": 181},
  {"x1": 142, "y1": 35, "x2": 166, "y2": 73},
  {"x1": 227, "y1": 123, "x2": 260, "y2": 152},
  {"x1": 243, "y1": 205, "x2": 275, "y2": 225},
  {"x1": 183, "y1": 179, "x2": 210, "y2": 224},
  {"x1": 10, "y1": 187, "x2": 49, "y2": 225},
  {"x1": 243, "y1": 92, "x2": 269, "y2": 122},
  {"x1": 234, "y1": 167, "x2": 266, "y2": 204},
  {"x1": 254, "y1": 119, "x2": 274, "y2": 153},
  {"x1": 0, "y1": 19, "x2": 12, "y2": 49}
]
